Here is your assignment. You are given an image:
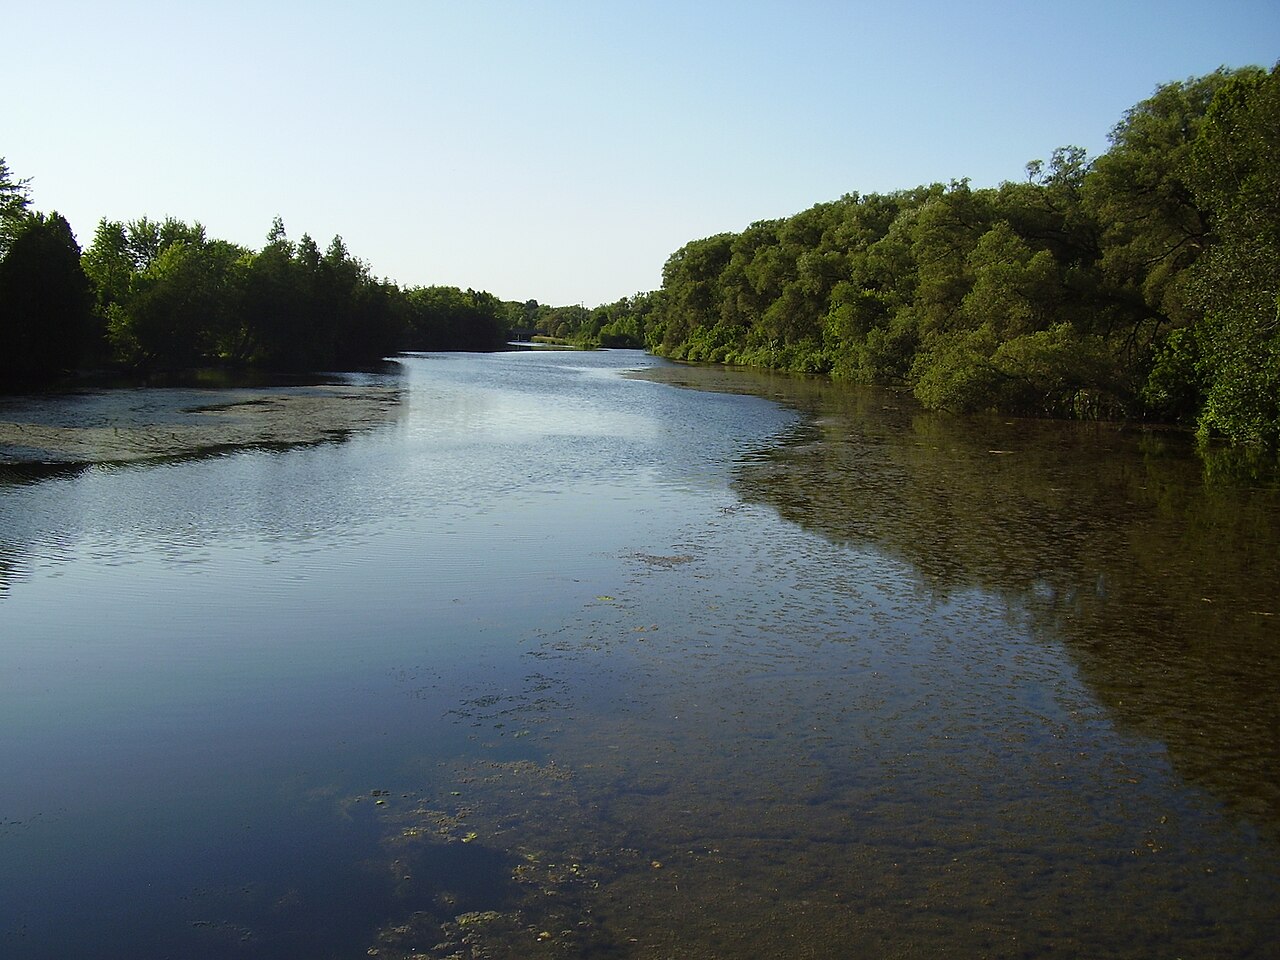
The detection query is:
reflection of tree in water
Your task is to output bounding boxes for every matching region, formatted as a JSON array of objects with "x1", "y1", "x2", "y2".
[
  {"x1": 722, "y1": 373, "x2": 1280, "y2": 835},
  {"x1": 0, "y1": 462, "x2": 89, "y2": 597}
]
